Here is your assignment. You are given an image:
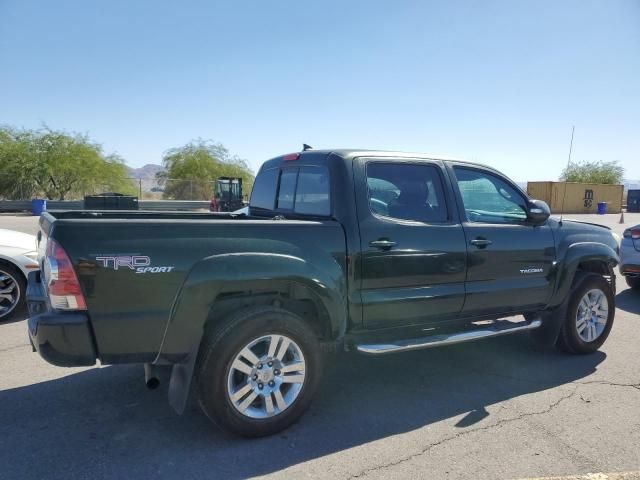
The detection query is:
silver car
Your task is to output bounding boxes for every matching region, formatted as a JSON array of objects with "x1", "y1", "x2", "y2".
[{"x1": 620, "y1": 224, "x2": 640, "y2": 290}]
